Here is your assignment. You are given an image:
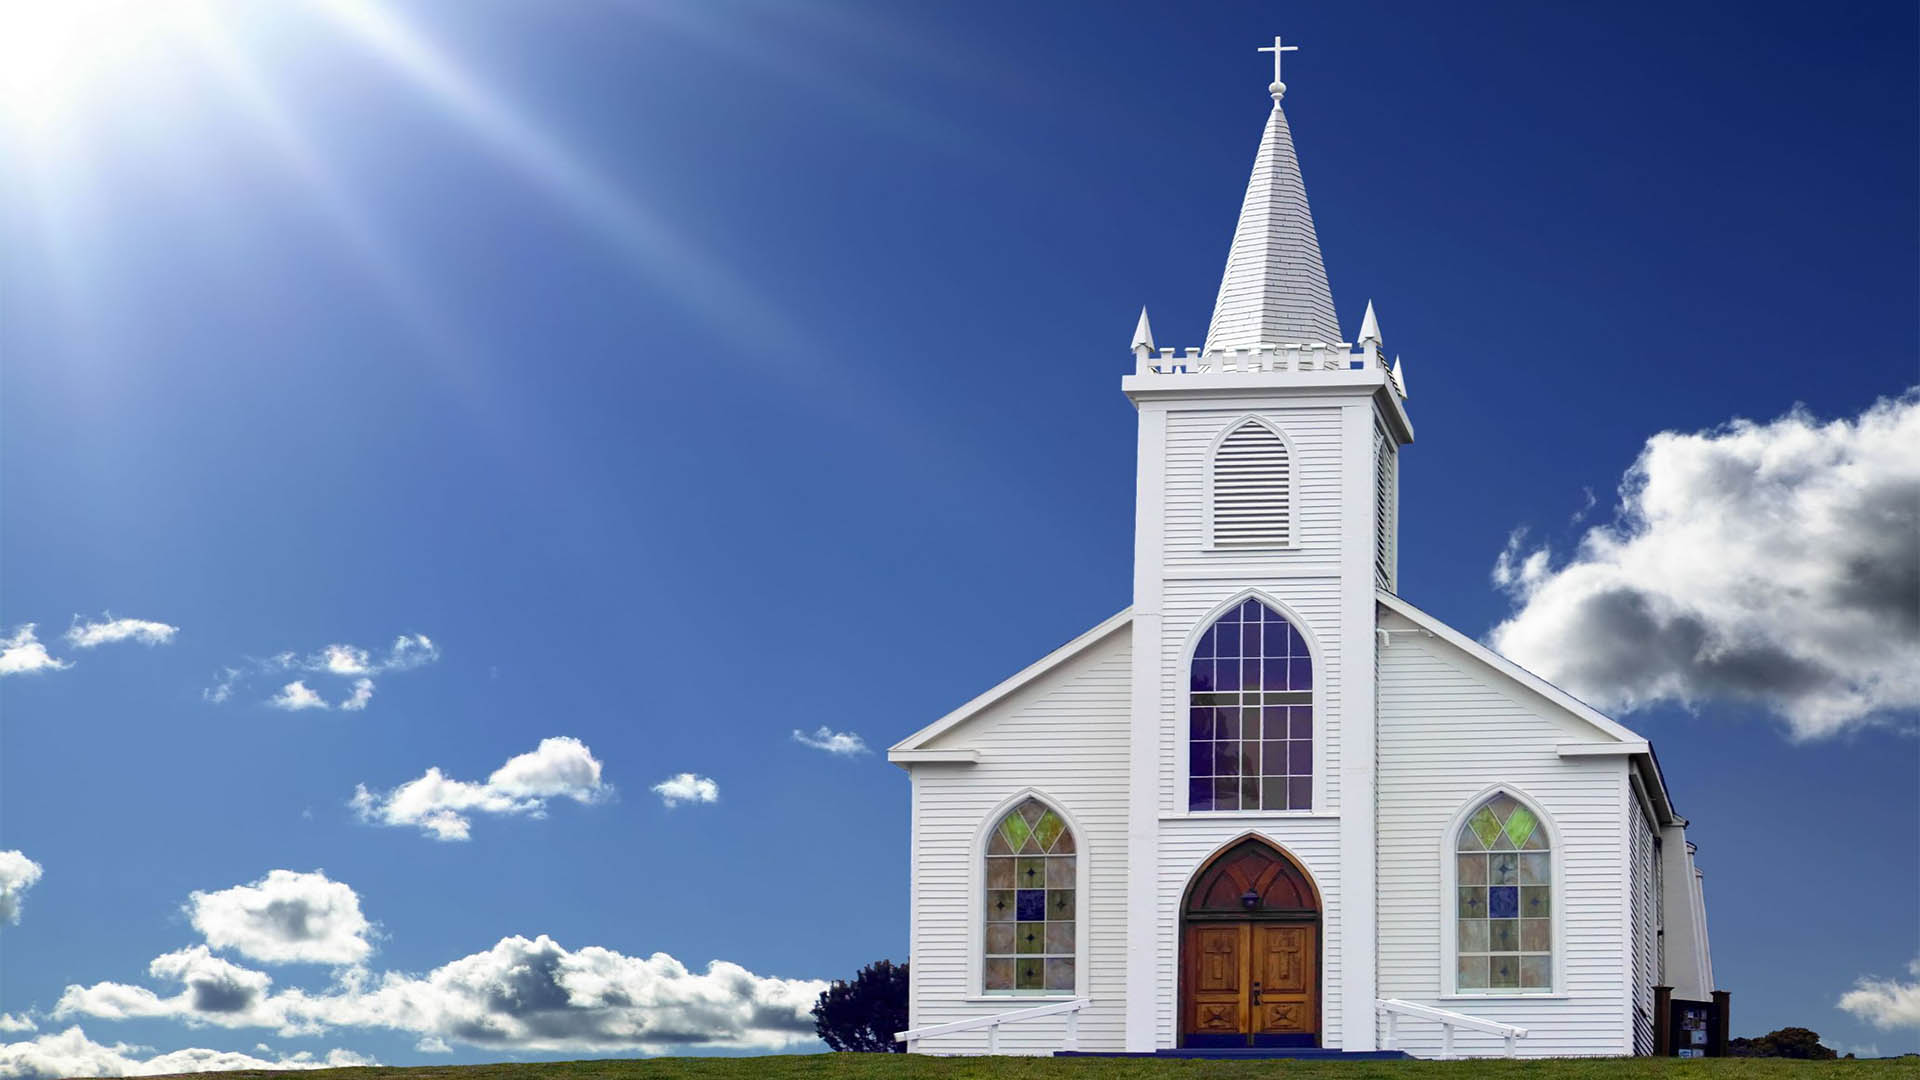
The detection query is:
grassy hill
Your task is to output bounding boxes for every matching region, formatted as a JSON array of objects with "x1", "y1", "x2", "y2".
[{"x1": 162, "y1": 1054, "x2": 1914, "y2": 1080}]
